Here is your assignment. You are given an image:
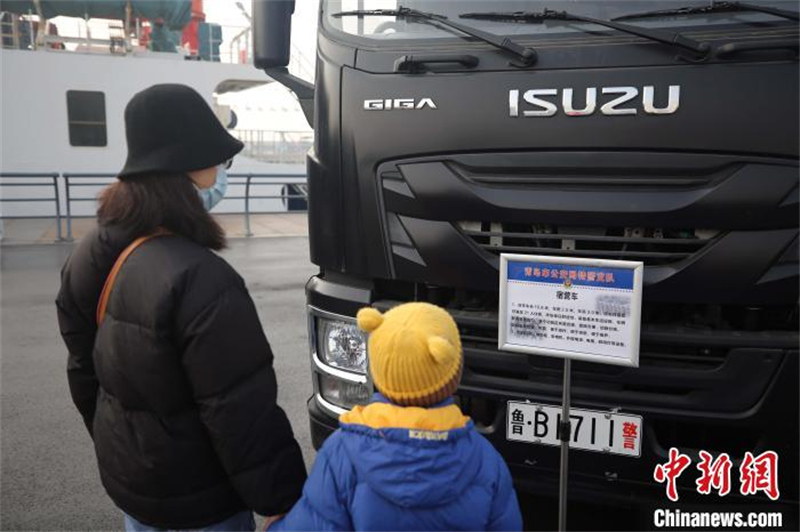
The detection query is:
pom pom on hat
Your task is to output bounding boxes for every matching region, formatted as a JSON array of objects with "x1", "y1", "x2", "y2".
[{"x1": 357, "y1": 307, "x2": 384, "y2": 332}]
